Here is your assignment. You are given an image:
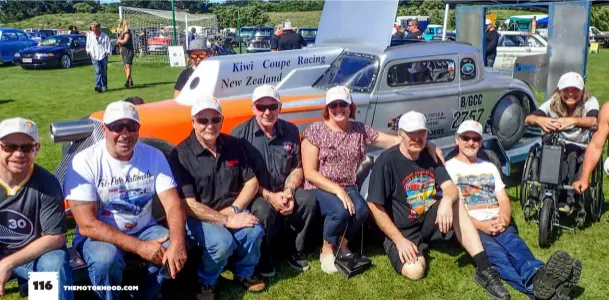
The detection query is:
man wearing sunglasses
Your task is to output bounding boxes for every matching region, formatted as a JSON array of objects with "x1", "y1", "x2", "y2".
[
  {"x1": 0, "y1": 118, "x2": 74, "y2": 299},
  {"x1": 367, "y1": 112, "x2": 510, "y2": 300},
  {"x1": 231, "y1": 85, "x2": 317, "y2": 277},
  {"x1": 174, "y1": 39, "x2": 209, "y2": 99},
  {"x1": 169, "y1": 96, "x2": 265, "y2": 299},
  {"x1": 63, "y1": 101, "x2": 187, "y2": 300},
  {"x1": 445, "y1": 120, "x2": 581, "y2": 300}
]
